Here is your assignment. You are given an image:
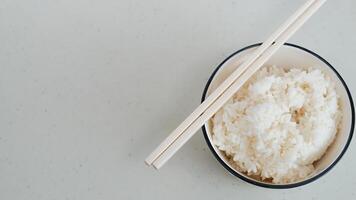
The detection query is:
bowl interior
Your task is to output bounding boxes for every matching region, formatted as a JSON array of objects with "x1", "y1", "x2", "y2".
[{"x1": 203, "y1": 44, "x2": 354, "y2": 187}]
